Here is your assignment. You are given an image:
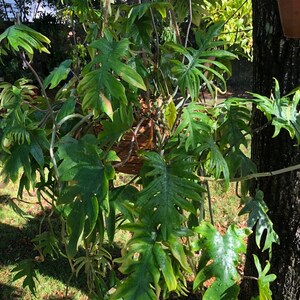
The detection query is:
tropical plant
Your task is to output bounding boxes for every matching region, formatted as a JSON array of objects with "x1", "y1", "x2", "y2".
[
  {"x1": 0, "y1": 1, "x2": 298, "y2": 299},
  {"x1": 203, "y1": 0, "x2": 253, "y2": 59}
]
